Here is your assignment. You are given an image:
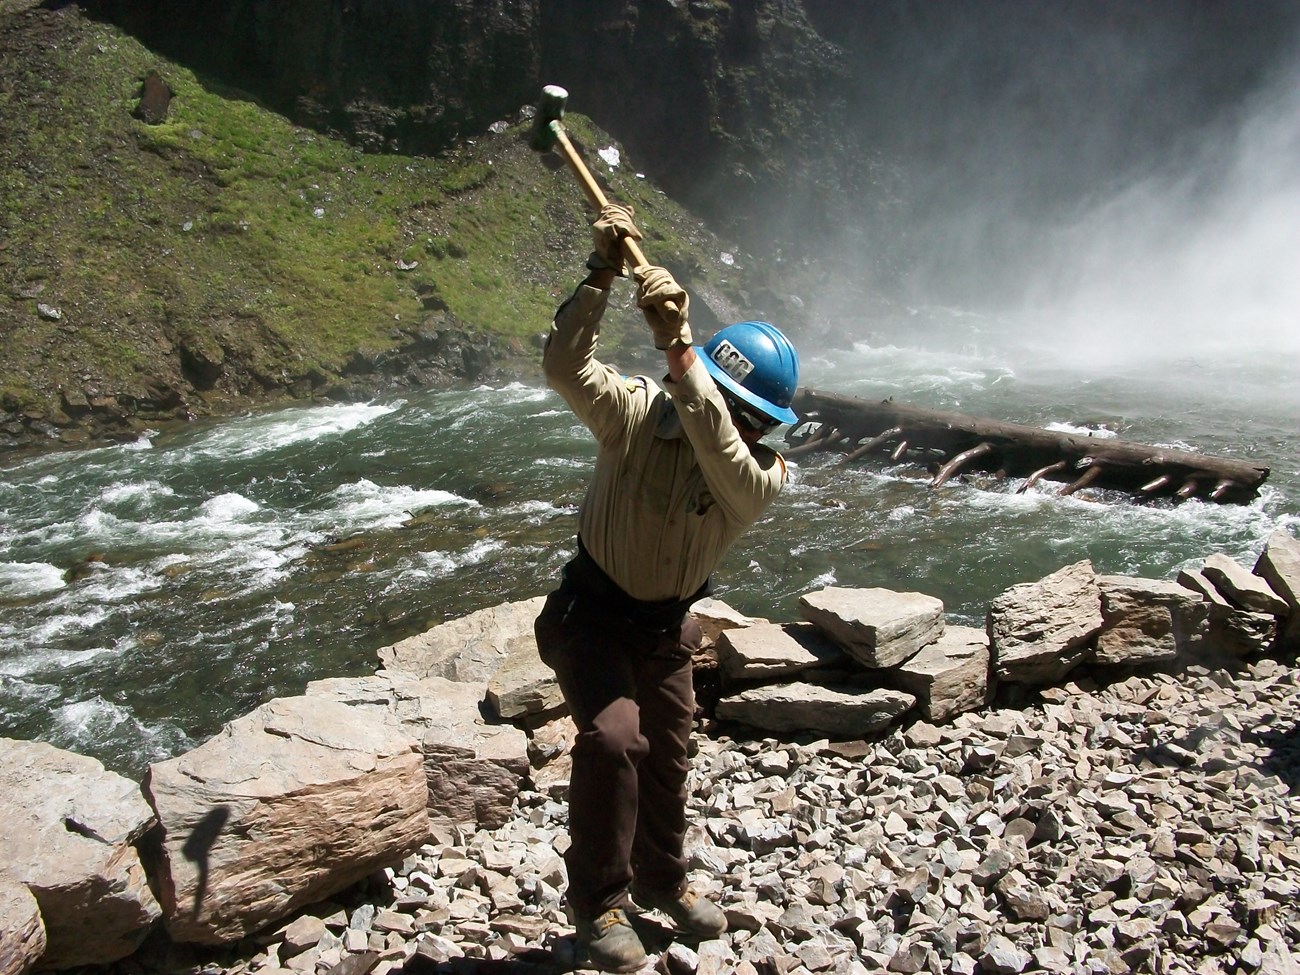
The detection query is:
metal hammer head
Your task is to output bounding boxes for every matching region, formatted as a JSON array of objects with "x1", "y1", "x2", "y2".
[{"x1": 529, "y1": 85, "x2": 568, "y2": 152}]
